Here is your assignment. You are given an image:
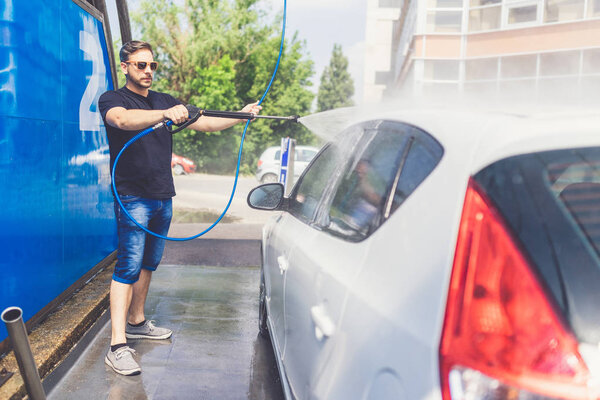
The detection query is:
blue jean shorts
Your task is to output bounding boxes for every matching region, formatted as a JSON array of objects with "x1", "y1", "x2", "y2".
[{"x1": 113, "y1": 195, "x2": 173, "y2": 284}]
